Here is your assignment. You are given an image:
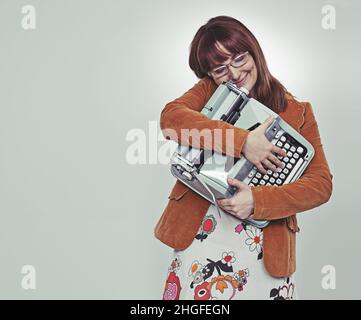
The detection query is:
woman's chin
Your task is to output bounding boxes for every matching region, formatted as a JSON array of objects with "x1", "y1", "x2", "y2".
[
  {"x1": 242, "y1": 80, "x2": 255, "y2": 93},
  {"x1": 242, "y1": 83, "x2": 252, "y2": 92}
]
